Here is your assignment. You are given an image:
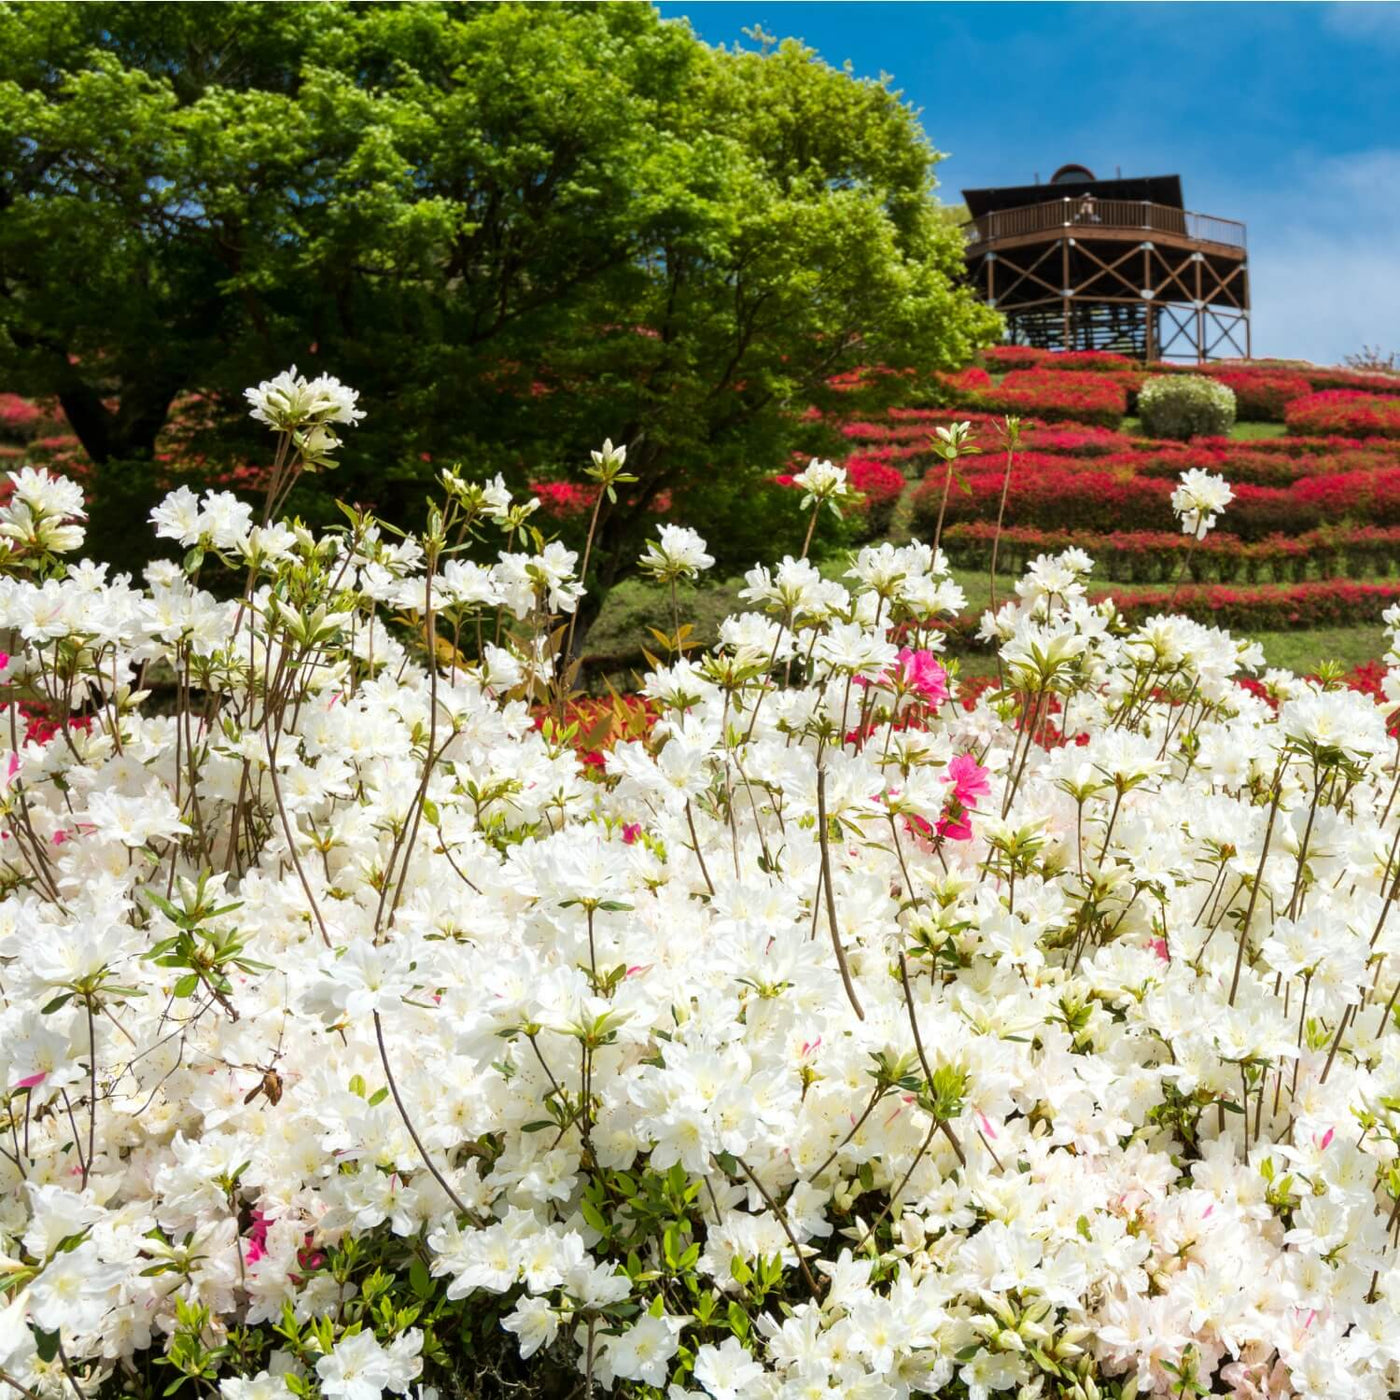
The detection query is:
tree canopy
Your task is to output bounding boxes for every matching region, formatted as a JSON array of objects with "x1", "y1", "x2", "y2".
[{"x1": 0, "y1": 1, "x2": 999, "y2": 584}]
